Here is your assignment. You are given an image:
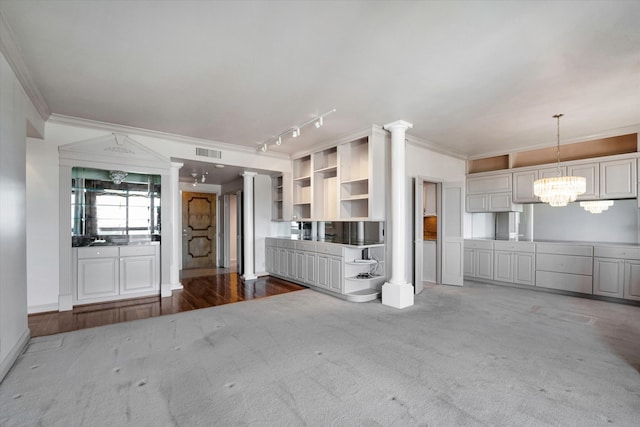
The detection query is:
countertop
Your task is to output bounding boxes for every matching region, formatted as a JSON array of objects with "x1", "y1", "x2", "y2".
[
  {"x1": 465, "y1": 238, "x2": 640, "y2": 247},
  {"x1": 270, "y1": 236, "x2": 384, "y2": 248}
]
